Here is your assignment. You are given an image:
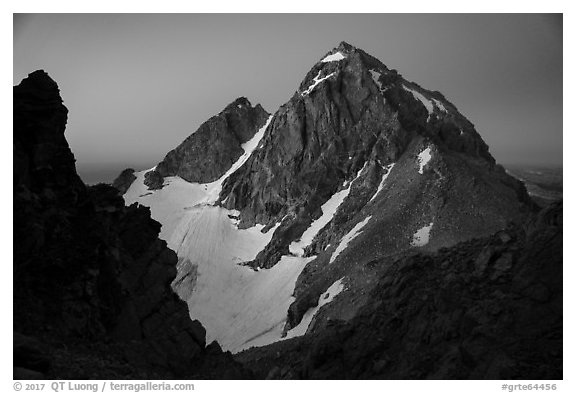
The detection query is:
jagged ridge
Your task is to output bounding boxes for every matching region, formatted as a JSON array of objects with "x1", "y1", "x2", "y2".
[
  {"x1": 144, "y1": 97, "x2": 269, "y2": 189},
  {"x1": 13, "y1": 70, "x2": 249, "y2": 379}
]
